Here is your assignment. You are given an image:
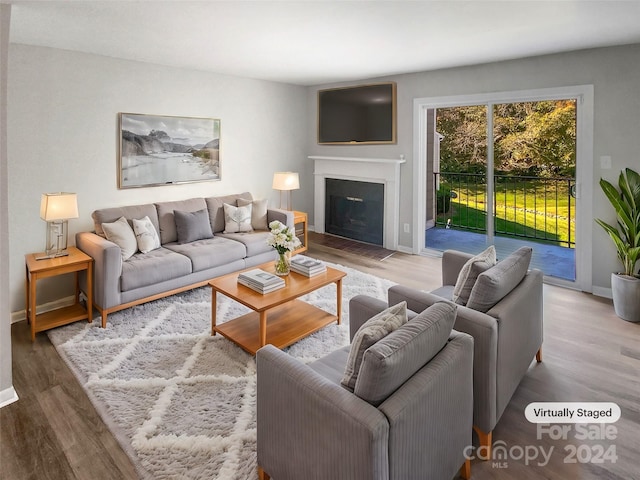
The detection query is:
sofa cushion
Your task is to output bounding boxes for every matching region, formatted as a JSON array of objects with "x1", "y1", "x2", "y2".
[
  {"x1": 164, "y1": 237, "x2": 247, "y2": 272},
  {"x1": 155, "y1": 198, "x2": 208, "y2": 244},
  {"x1": 452, "y1": 245, "x2": 496, "y2": 305},
  {"x1": 466, "y1": 246, "x2": 533, "y2": 313},
  {"x1": 132, "y1": 216, "x2": 161, "y2": 253},
  {"x1": 308, "y1": 346, "x2": 351, "y2": 386},
  {"x1": 430, "y1": 285, "x2": 454, "y2": 301},
  {"x1": 174, "y1": 208, "x2": 214, "y2": 244},
  {"x1": 205, "y1": 192, "x2": 253, "y2": 233},
  {"x1": 341, "y1": 301, "x2": 407, "y2": 391},
  {"x1": 237, "y1": 198, "x2": 269, "y2": 230},
  {"x1": 102, "y1": 216, "x2": 138, "y2": 261},
  {"x1": 217, "y1": 231, "x2": 273, "y2": 257},
  {"x1": 354, "y1": 301, "x2": 457, "y2": 406},
  {"x1": 223, "y1": 203, "x2": 253, "y2": 233},
  {"x1": 121, "y1": 247, "x2": 193, "y2": 292},
  {"x1": 92, "y1": 203, "x2": 159, "y2": 238}
]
